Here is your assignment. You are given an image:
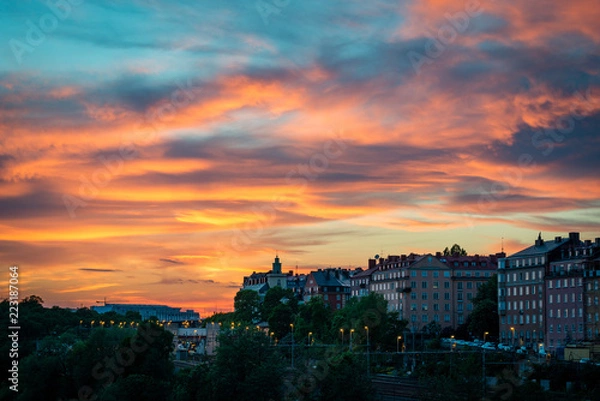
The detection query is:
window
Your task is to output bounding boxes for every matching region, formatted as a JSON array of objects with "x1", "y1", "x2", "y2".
[
  {"x1": 444, "y1": 282, "x2": 450, "y2": 289},
  {"x1": 467, "y1": 282, "x2": 473, "y2": 289},
  {"x1": 411, "y1": 281, "x2": 417, "y2": 288},
  {"x1": 433, "y1": 271, "x2": 439, "y2": 278},
  {"x1": 433, "y1": 281, "x2": 439, "y2": 289},
  {"x1": 457, "y1": 282, "x2": 463, "y2": 290},
  {"x1": 444, "y1": 304, "x2": 450, "y2": 311},
  {"x1": 411, "y1": 303, "x2": 417, "y2": 311},
  {"x1": 444, "y1": 314, "x2": 450, "y2": 322},
  {"x1": 422, "y1": 281, "x2": 427, "y2": 289},
  {"x1": 444, "y1": 271, "x2": 450, "y2": 278},
  {"x1": 411, "y1": 293, "x2": 417, "y2": 300},
  {"x1": 411, "y1": 271, "x2": 417, "y2": 277},
  {"x1": 422, "y1": 293, "x2": 428, "y2": 300},
  {"x1": 433, "y1": 292, "x2": 439, "y2": 300},
  {"x1": 433, "y1": 304, "x2": 439, "y2": 311},
  {"x1": 444, "y1": 293, "x2": 450, "y2": 300},
  {"x1": 422, "y1": 271, "x2": 428, "y2": 277},
  {"x1": 422, "y1": 315, "x2": 428, "y2": 322},
  {"x1": 422, "y1": 304, "x2": 428, "y2": 311}
]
